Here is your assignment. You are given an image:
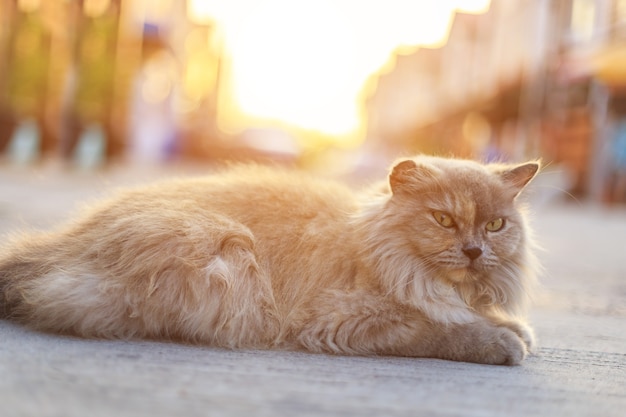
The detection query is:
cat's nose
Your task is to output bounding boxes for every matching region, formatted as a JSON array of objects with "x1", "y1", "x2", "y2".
[{"x1": 462, "y1": 246, "x2": 483, "y2": 260}]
